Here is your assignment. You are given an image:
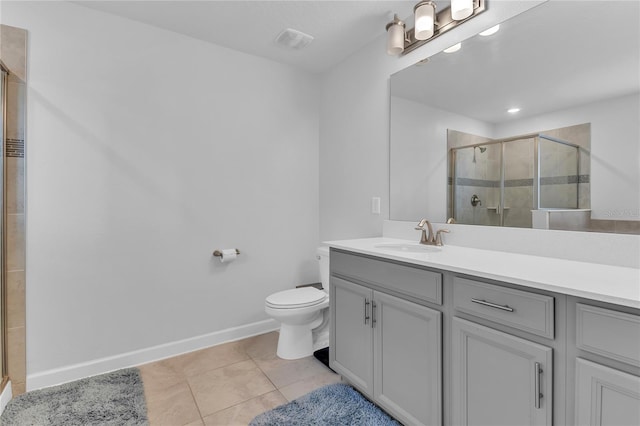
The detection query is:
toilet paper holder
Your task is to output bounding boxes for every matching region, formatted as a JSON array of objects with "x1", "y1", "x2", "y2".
[{"x1": 213, "y1": 249, "x2": 240, "y2": 257}]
